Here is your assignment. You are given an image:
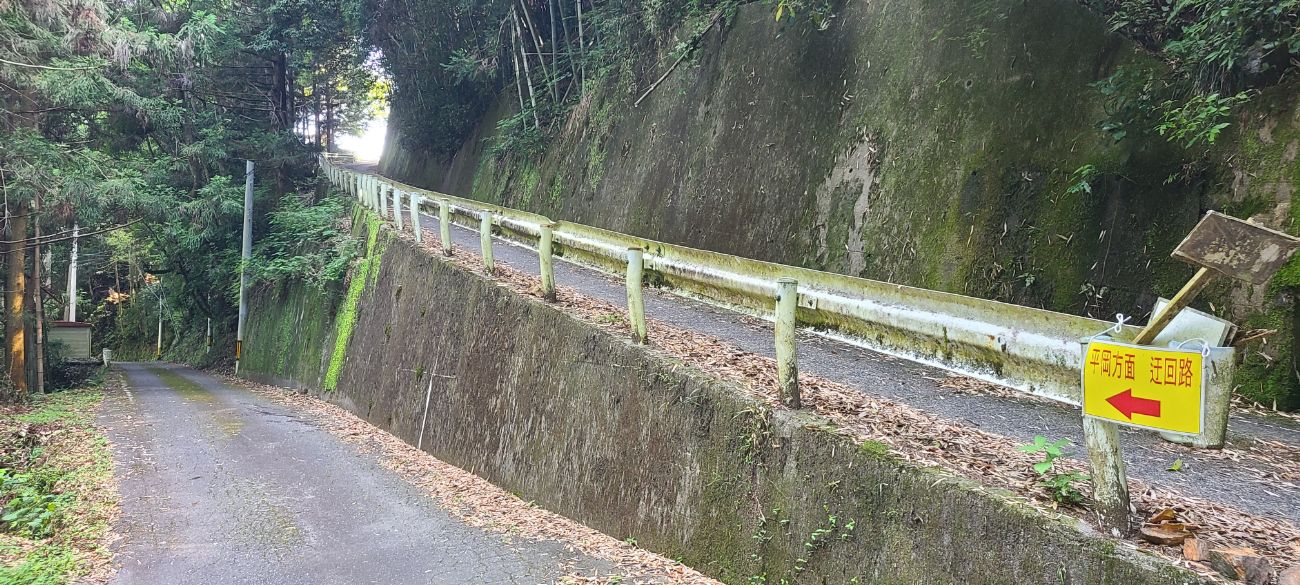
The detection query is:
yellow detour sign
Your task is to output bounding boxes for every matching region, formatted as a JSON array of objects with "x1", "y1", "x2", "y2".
[{"x1": 1082, "y1": 340, "x2": 1205, "y2": 436}]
